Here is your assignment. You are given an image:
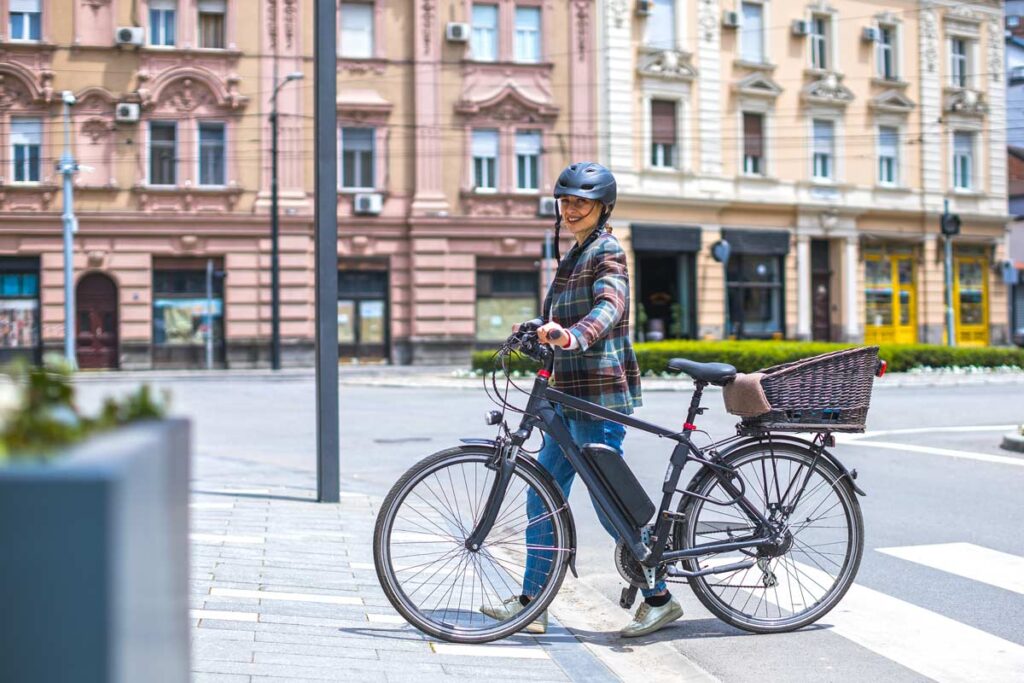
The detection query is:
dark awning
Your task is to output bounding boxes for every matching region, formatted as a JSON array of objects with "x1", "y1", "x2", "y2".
[
  {"x1": 721, "y1": 228, "x2": 791, "y2": 256},
  {"x1": 630, "y1": 224, "x2": 702, "y2": 253}
]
